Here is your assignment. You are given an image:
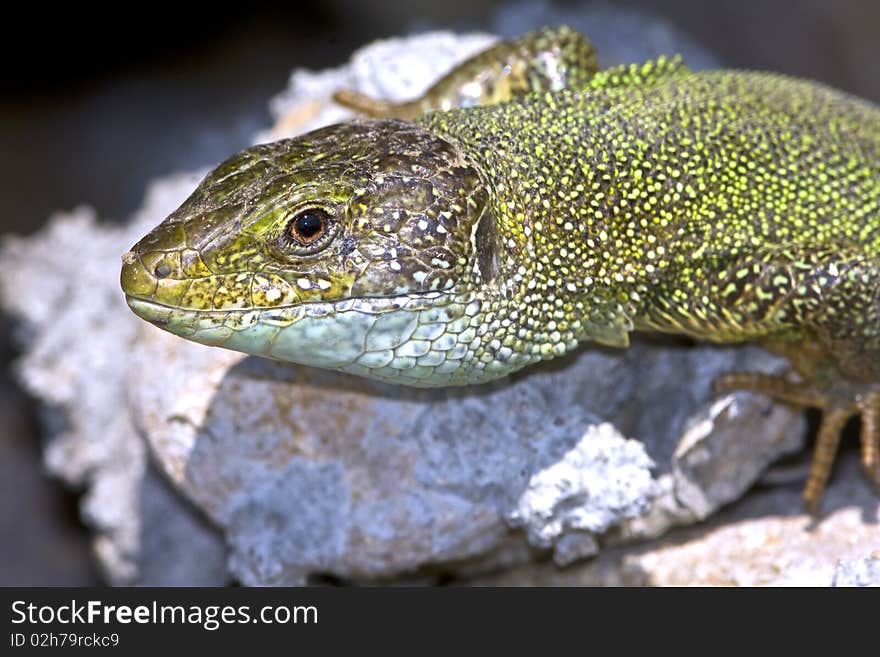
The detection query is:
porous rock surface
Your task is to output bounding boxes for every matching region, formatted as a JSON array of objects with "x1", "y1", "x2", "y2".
[{"x1": 468, "y1": 452, "x2": 880, "y2": 586}]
